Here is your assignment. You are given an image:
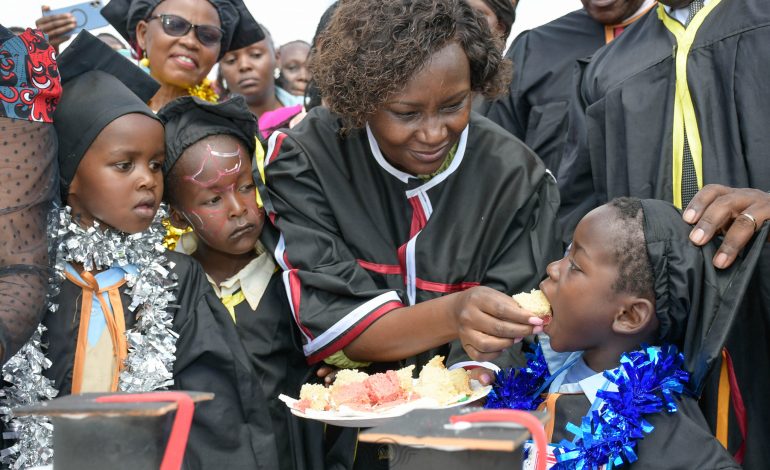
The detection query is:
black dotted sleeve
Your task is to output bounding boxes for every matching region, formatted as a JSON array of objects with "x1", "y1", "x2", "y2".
[{"x1": 0, "y1": 118, "x2": 58, "y2": 364}]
